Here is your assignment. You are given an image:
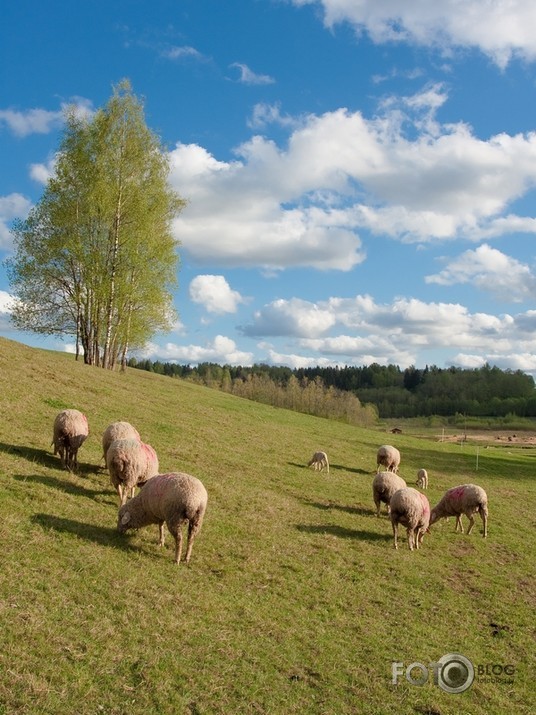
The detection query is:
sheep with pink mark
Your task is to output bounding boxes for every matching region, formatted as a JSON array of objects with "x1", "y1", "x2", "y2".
[
  {"x1": 52, "y1": 409, "x2": 89, "y2": 471},
  {"x1": 430, "y1": 484, "x2": 488, "y2": 538},
  {"x1": 106, "y1": 437, "x2": 159, "y2": 505},
  {"x1": 117, "y1": 472, "x2": 208, "y2": 565},
  {"x1": 372, "y1": 471, "x2": 407, "y2": 517},
  {"x1": 101, "y1": 421, "x2": 140, "y2": 461},
  {"x1": 389, "y1": 487, "x2": 430, "y2": 551}
]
